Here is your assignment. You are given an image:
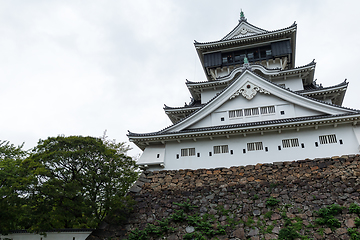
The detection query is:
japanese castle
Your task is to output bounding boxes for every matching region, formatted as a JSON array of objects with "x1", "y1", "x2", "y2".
[{"x1": 128, "y1": 11, "x2": 360, "y2": 171}]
